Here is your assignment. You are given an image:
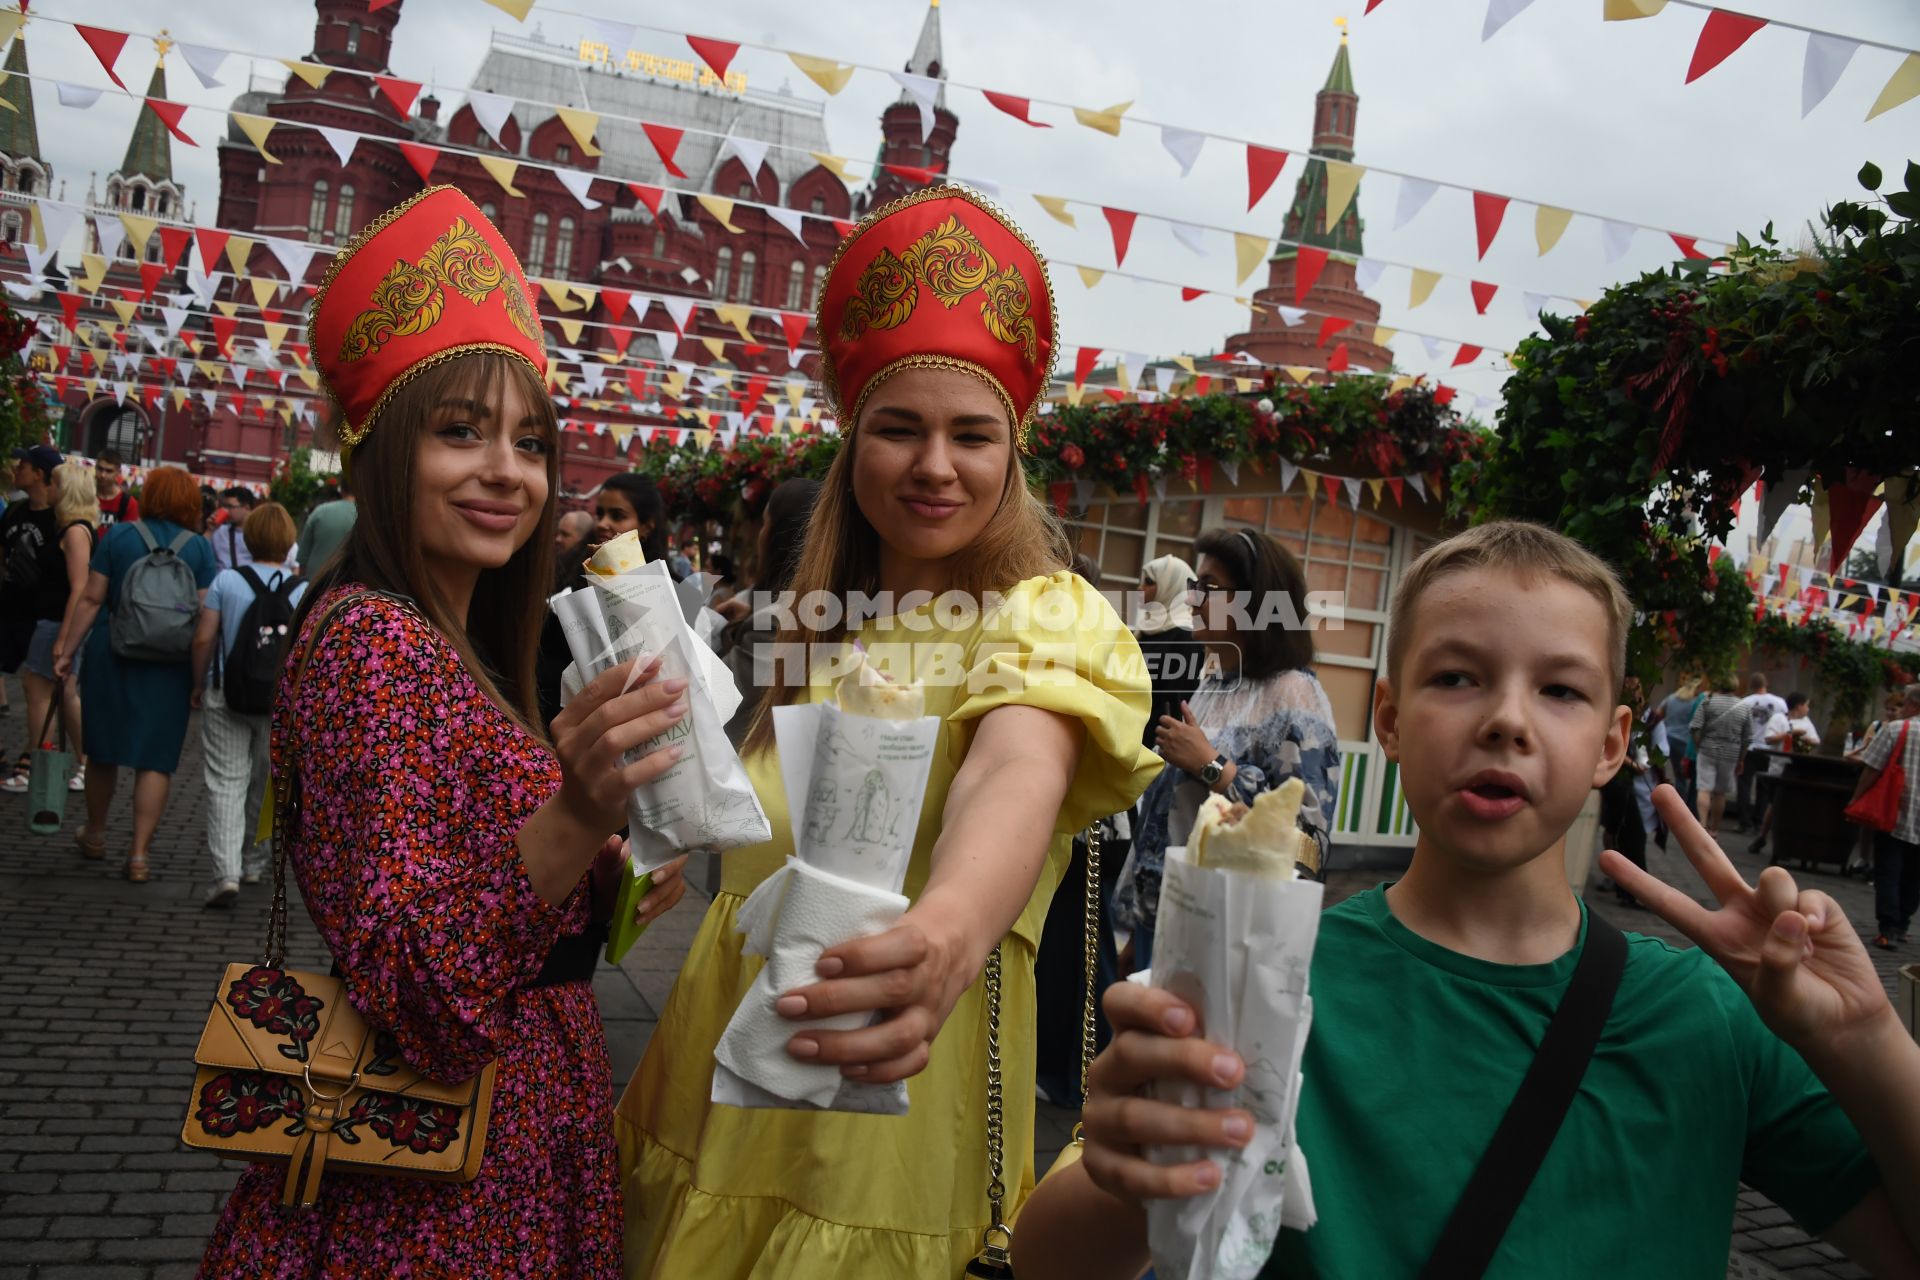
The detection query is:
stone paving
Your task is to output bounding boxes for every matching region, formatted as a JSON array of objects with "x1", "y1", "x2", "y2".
[{"x1": 0, "y1": 667, "x2": 1905, "y2": 1278}]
